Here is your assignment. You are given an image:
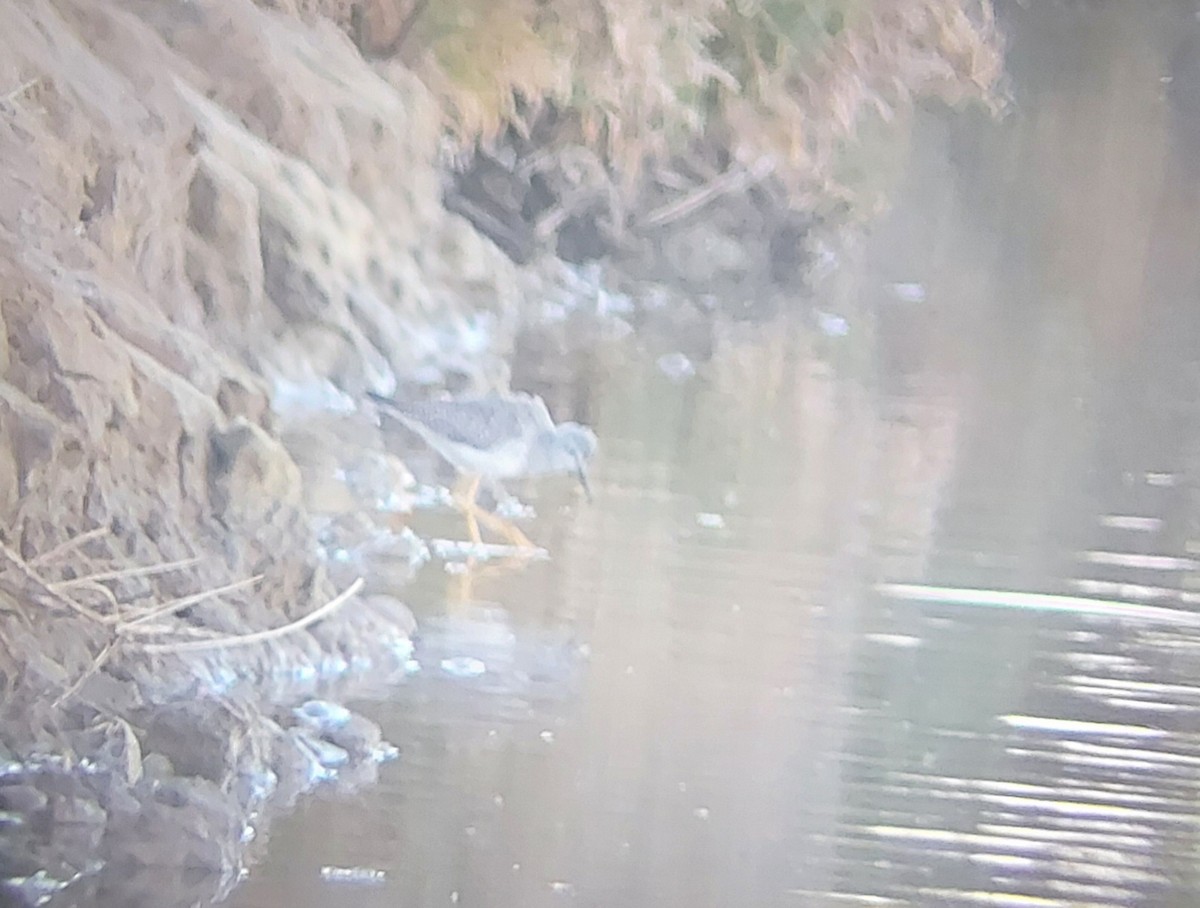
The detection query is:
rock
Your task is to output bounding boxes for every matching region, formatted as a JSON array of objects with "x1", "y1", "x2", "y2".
[
  {"x1": 139, "y1": 702, "x2": 250, "y2": 786},
  {"x1": 326, "y1": 715, "x2": 382, "y2": 757},
  {"x1": 184, "y1": 151, "x2": 269, "y2": 356},
  {"x1": 207, "y1": 418, "x2": 303, "y2": 527},
  {"x1": 661, "y1": 222, "x2": 752, "y2": 286},
  {"x1": 0, "y1": 784, "x2": 48, "y2": 815},
  {"x1": 72, "y1": 671, "x2": 141, "y2": 716},
  {"x1": 292, "y1": 700, "x2": 352, "y2": 733}
]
